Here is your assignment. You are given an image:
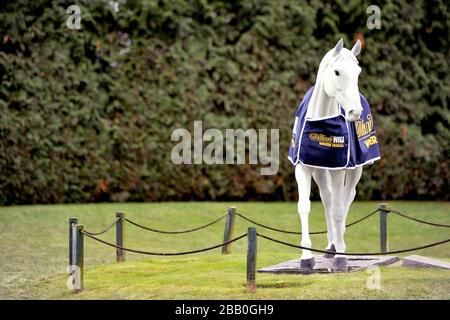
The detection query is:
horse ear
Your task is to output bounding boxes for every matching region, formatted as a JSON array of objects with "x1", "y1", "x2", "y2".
[
  {"x1": 333, "y1": 38, "x2": 344, "y2": 56},
  {"x1": 351, "y1": 39, "x2": 362, "y2": 56}
]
